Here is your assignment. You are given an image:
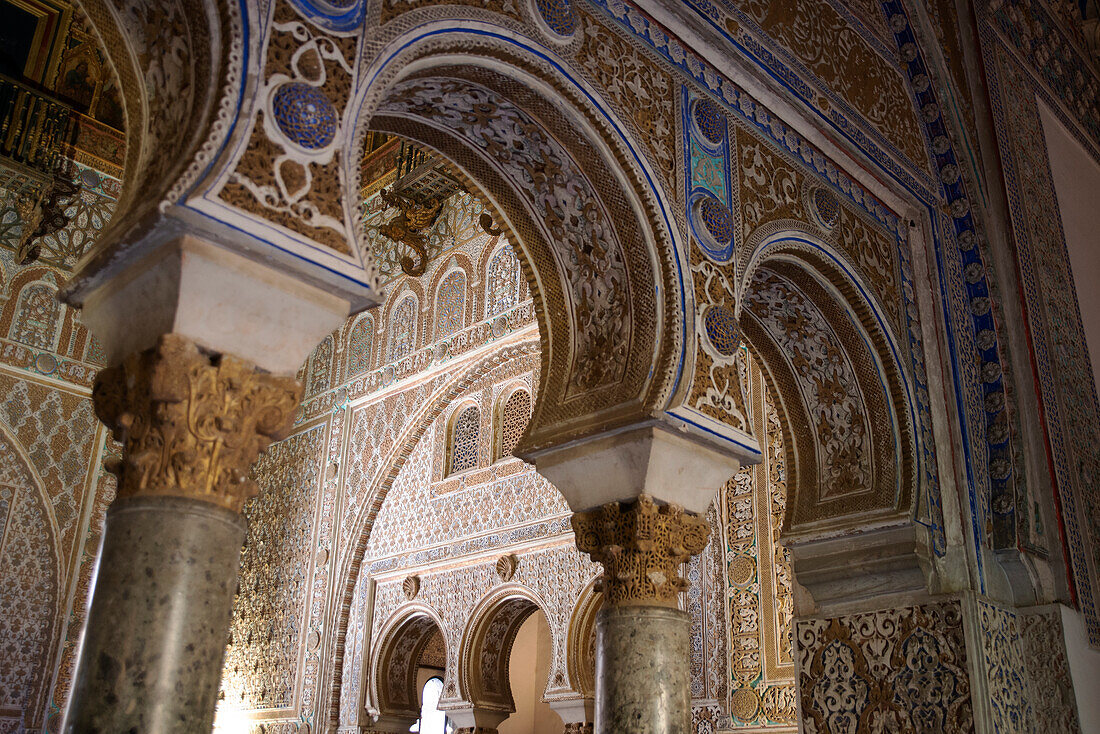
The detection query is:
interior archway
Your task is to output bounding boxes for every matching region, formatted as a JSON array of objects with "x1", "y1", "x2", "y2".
[
  {"x1": 737, "y1": 236, "x2": 923, "y2": 607},
  {"x1": 457, "y1": 586, "x2": 551, "y2": 726},
  {"x1": 347, "y1": 36, "x2": 687, "y2": 455},
  {"x1": 370, "y1": 606, "x2": 449, "y2": 728}
]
